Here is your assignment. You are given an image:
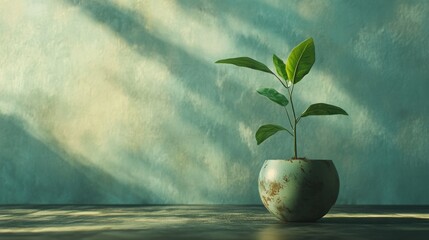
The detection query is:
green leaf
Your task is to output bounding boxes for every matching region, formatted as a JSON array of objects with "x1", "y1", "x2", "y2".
[
  {"x1": 255, "y1": 124, "x2": 292, "y2": 145},
  {"x1": 272, "y1": 54, "x2": 288, "y2": 81},
  {"x1": 286, "y1": 38, "x2": 315, "y2": 84},
  {"x1": 256, "y1": 88, "x2": 289, "y2": 106},
  {"x1": 215, "y1": 57, "x2": 274, "y2": 75},
  {"x1": 301, "y1": 103, "x2": 348, "y2": 118}
]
